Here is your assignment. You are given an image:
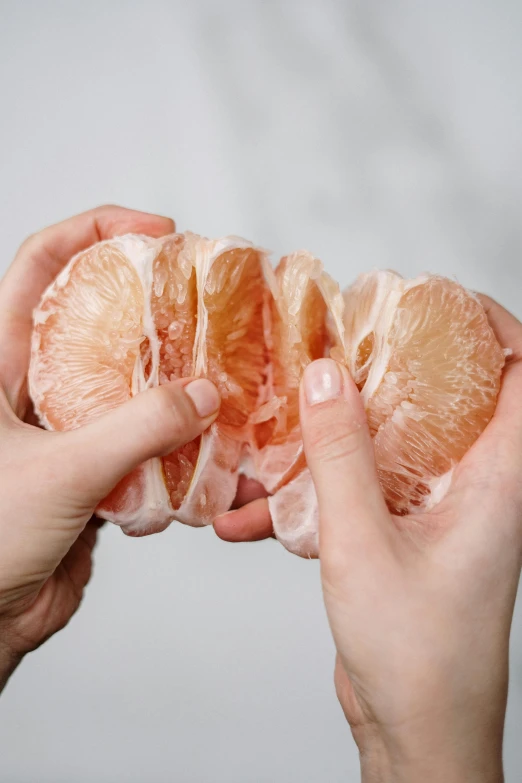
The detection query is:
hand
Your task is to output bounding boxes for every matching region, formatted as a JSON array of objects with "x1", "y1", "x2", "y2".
[
  {"x1": 217, "y1": 297, "x2": 522, "y2": 782},
  {"x1": 0, "y1": 206, "x2": 220, "y2": 692}
]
